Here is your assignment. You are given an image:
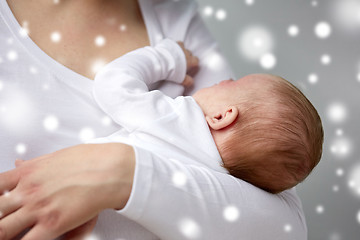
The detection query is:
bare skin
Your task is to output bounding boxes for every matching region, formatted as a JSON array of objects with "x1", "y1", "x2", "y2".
[{"x1": 7, "y1": 0, "x2": 150, "y2": 79}]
